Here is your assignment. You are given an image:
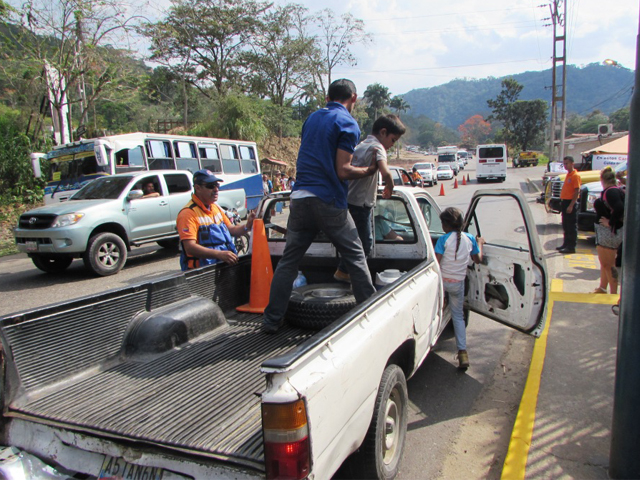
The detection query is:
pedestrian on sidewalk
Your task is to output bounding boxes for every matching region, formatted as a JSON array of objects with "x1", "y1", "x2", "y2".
[
  {"x1": 435, "y1": 207, "x2": 484, "y2": 369},
  {"x1": 556, "y1": 156, "x2": 581, "y2": 254},
  {"x1": 593, "y1": 166, "x2": 625, "y2": 294}
]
